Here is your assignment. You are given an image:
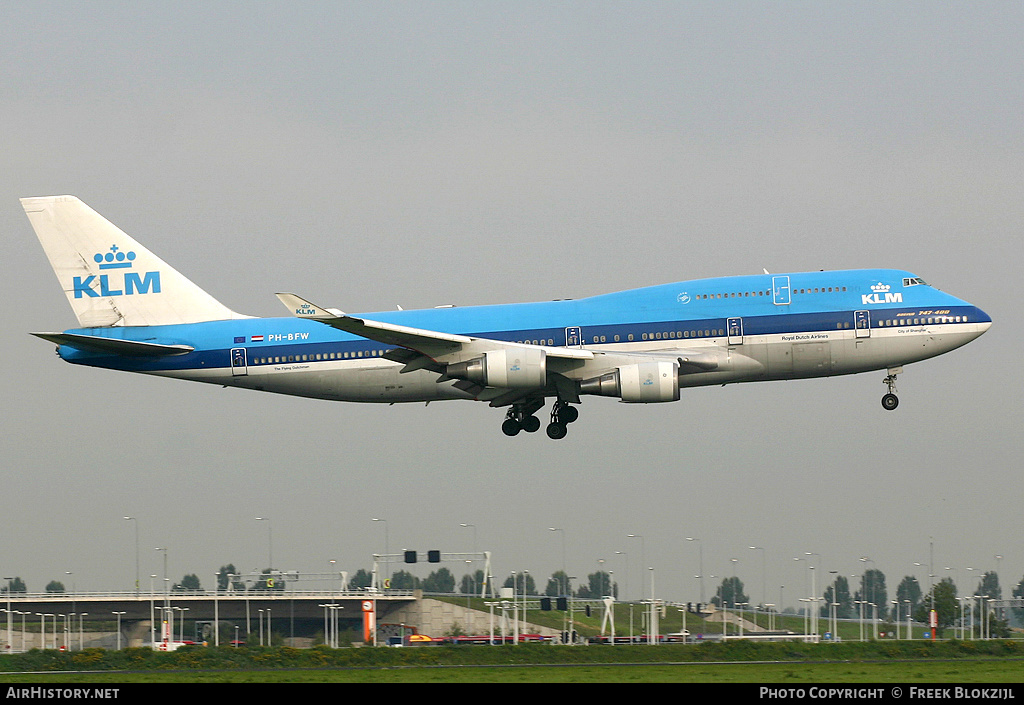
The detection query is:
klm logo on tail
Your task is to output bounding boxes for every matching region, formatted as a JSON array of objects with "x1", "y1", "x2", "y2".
[{"x1": 73, "y1": 246, "x2": 161, "y2": 298}]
